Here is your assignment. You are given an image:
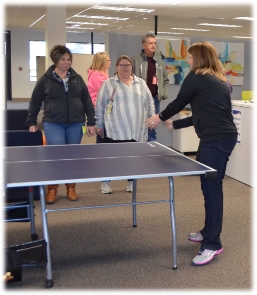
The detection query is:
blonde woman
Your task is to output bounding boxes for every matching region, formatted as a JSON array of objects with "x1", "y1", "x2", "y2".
[
  {"x1": 88, "y1": 52, "x2": 111, "y2": 107},
  {"x1": 88, "y1": 52, "x2": 111, "y2": 143}
]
